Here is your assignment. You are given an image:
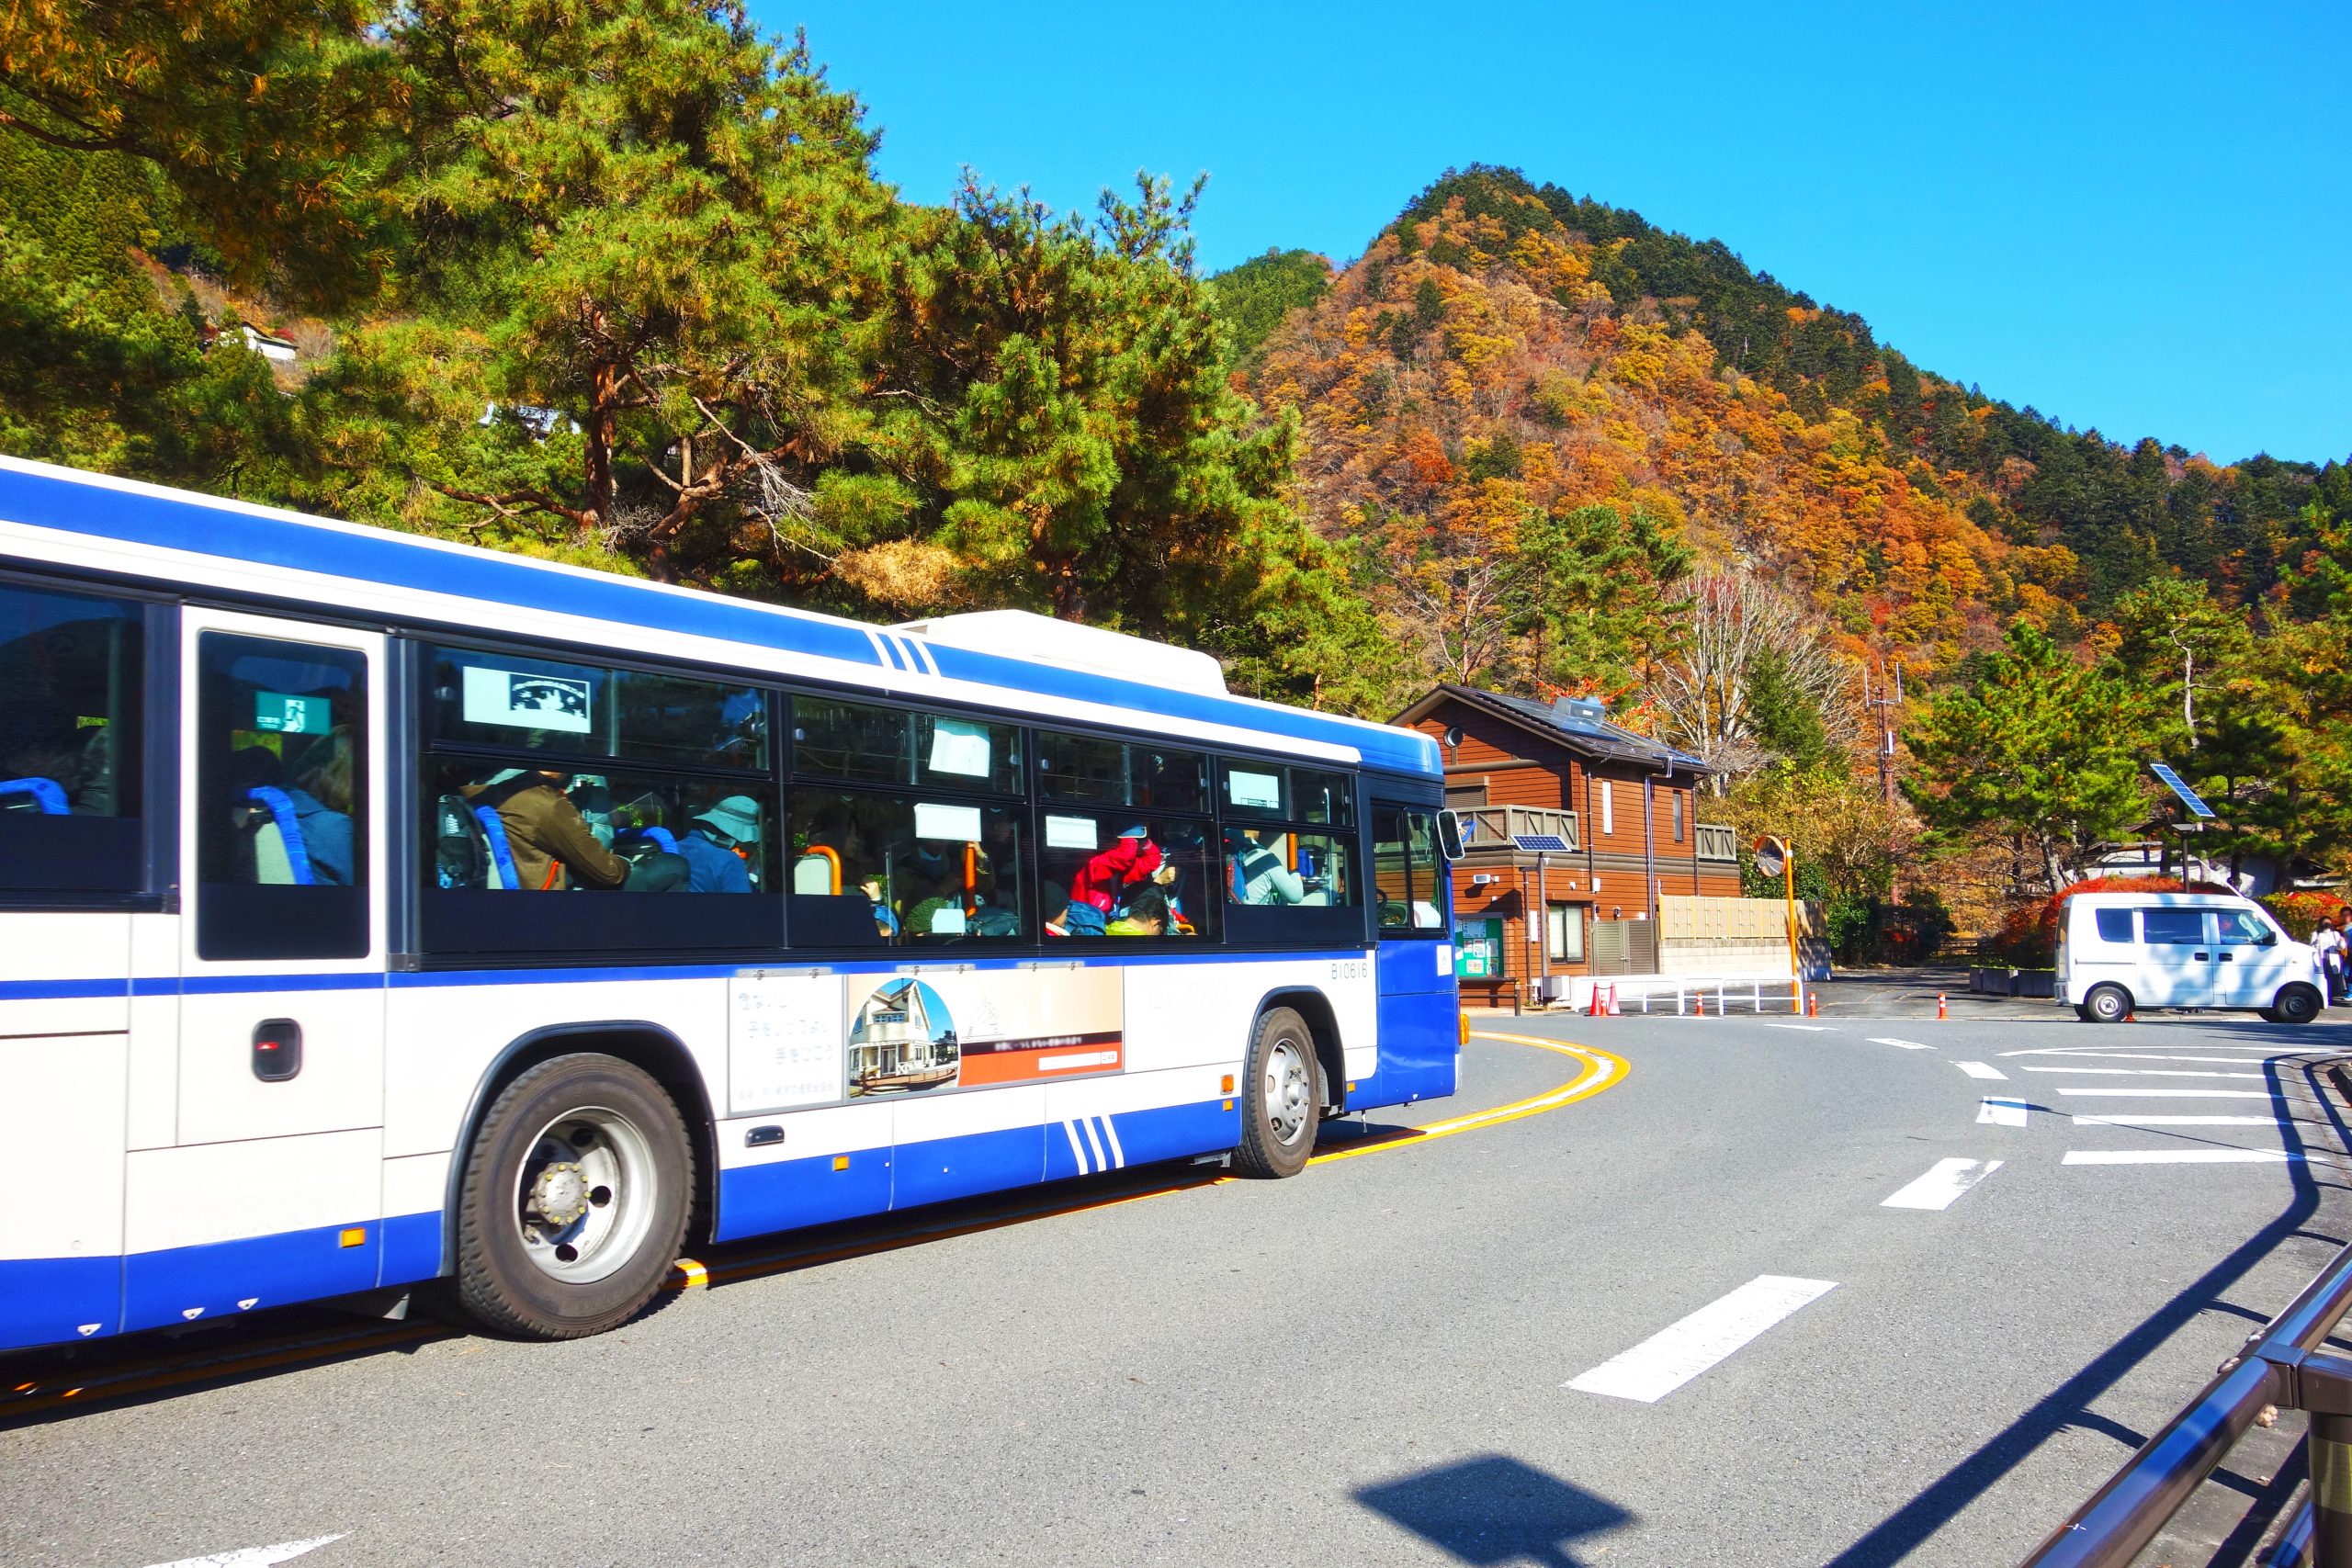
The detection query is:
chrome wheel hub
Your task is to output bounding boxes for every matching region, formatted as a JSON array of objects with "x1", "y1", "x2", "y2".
[
  {"x1": 513, "y1": 1108, "x2": 659, "y2": 1284},
  {"x1": 1263, "y1": 1038, "x2": 1313, "y2": 1145}
]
